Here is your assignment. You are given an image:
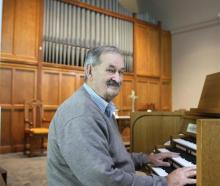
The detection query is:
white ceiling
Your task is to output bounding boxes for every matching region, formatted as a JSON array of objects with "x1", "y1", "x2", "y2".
[{"x1": 122, "y1": 0, "x2": 220, "y2": 31}]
